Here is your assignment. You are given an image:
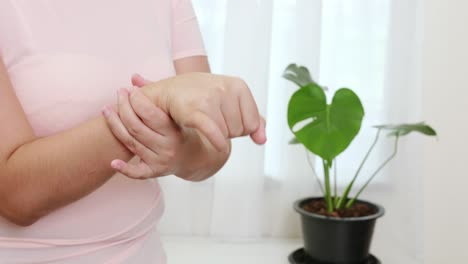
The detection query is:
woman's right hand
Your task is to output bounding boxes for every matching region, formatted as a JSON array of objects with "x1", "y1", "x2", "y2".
[{"x1": 140, "y1": 73, "x2": 267, "y2": 153}]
